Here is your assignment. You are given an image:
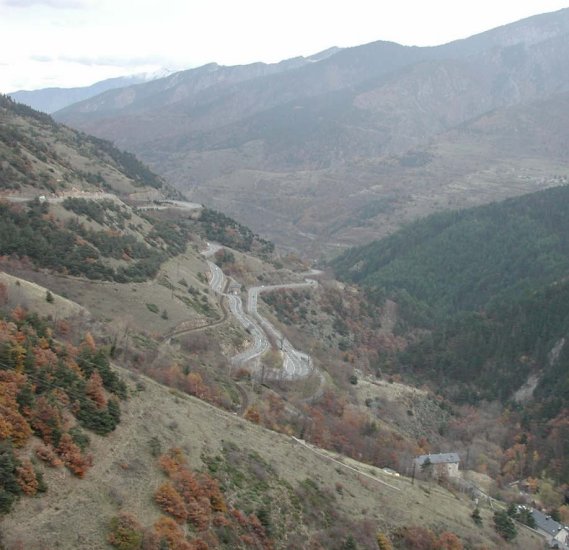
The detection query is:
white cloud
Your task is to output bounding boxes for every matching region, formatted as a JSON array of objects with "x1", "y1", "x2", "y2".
[
  {"x1": 58, "y1": 54, "x2": 170, "y2": 68},
  {"x1": 30, "y1": 54, "x2": 53, "y2": 63},
  {"x1": 0, "y1": 0, "x2": 88, "y2": 8}
]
